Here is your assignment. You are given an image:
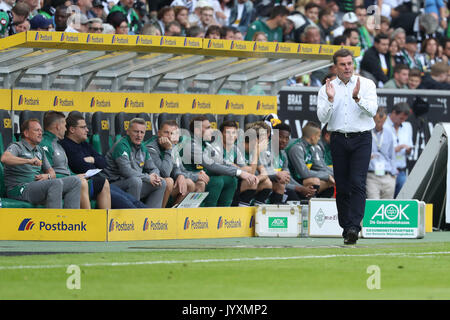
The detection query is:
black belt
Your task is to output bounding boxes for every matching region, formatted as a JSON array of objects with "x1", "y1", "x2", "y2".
[
  {"x1": 397, "y1": 167, "x2": 407, "y2": 172},
  {"x1": 332, "y1": 130, "x2": 370, "y2": 138}
]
